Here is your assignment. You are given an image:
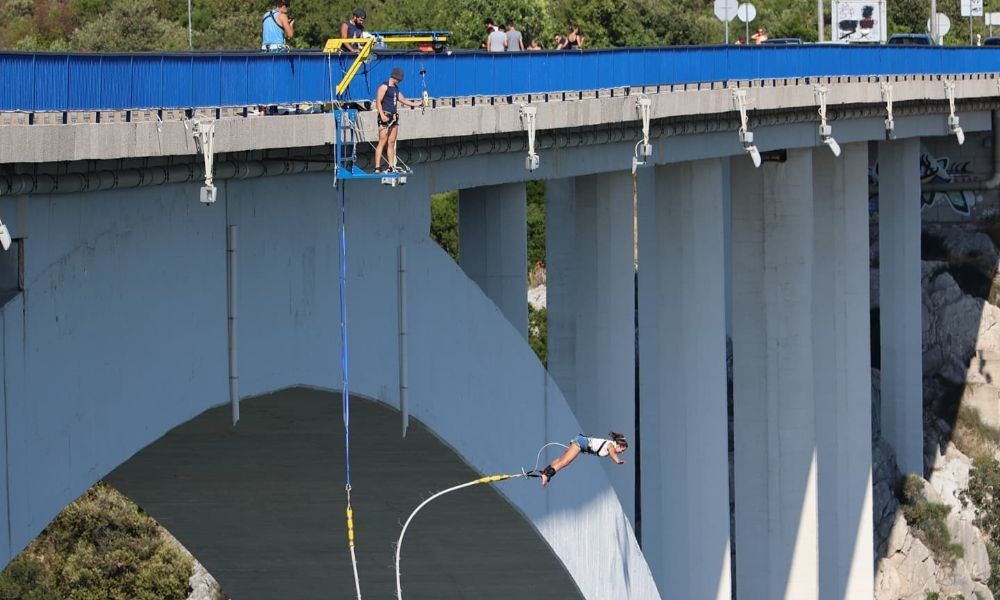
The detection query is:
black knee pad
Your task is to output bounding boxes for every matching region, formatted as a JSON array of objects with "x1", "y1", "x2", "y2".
[{"x1": 543, "y1": 465, "x2": 557, "y2": 478}]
